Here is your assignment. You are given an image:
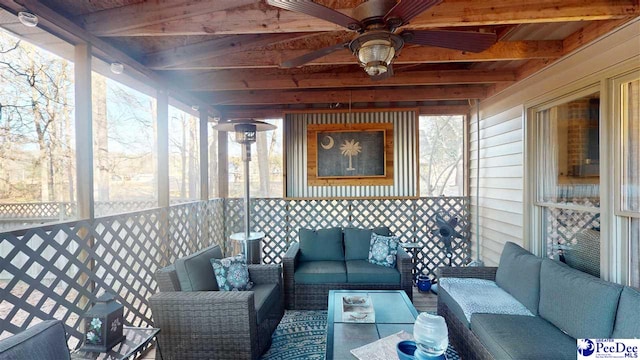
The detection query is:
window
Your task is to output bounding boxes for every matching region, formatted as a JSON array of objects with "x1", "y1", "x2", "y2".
[
  {"x1": 616, "y1": 76, "x2": 639, "y2": 286},
  {"x1": 0, "y1": 28, "x2": 76, "y2": 230},
  {"x1": 532, "y1": 91, "x2": 601, "y2": 275},
  {"x1": 168, "y1": 104, "x2": 200, "y2": 203},
  {"x1": 418, "y1": 115, "x2": 464, "y2": 196},
  {"x1": 92, "y1": 72, "x2": 157, "y2": 216},
  {"x1": 227, "y1": 119, "x2": 283, "y2": 198}
]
